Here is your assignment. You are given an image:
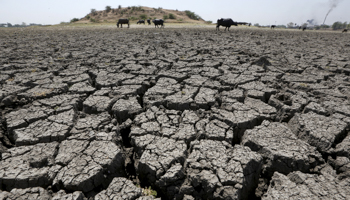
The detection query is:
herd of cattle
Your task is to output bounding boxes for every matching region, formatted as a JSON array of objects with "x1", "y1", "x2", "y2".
[
  {"x1": 117, "y1": 18, "x2": 164, "y2": 28},
  {"x1": 117, "y1": 18, "x2": 348, "y2": 32}
]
